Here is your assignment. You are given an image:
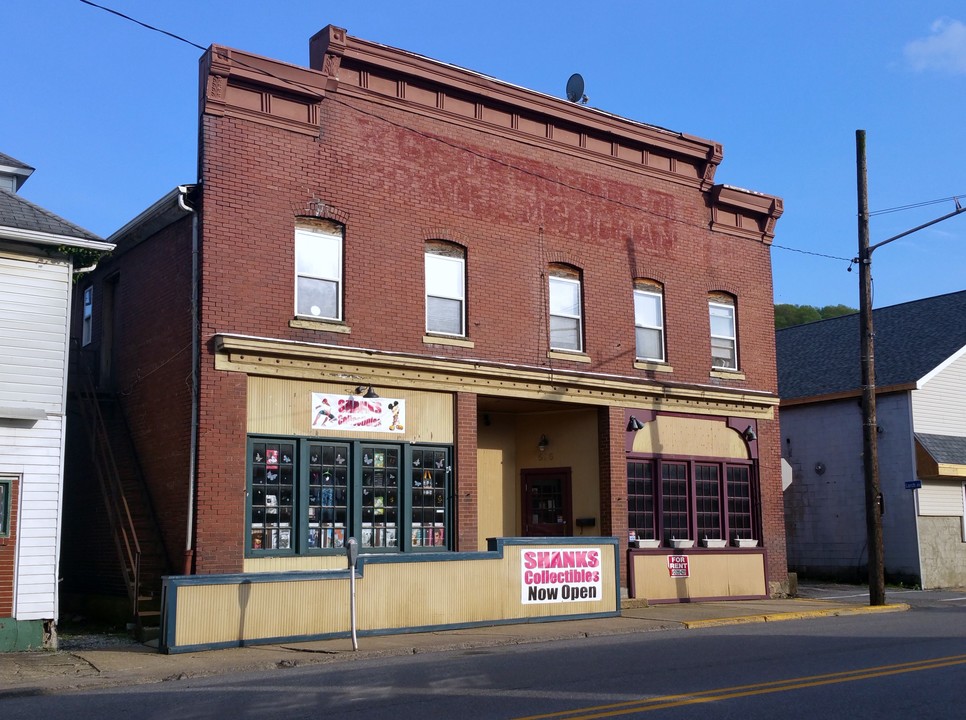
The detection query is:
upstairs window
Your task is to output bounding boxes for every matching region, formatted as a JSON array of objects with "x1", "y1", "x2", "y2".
[
  {"x1": 633, "y1": 280, "x2": 665, "y2": 362},
  {"x1": 709, "y1": 293, "x2": 737, "y2": 370},
  {"x1": 82, "y1": 286, "x2": 93, "y2": 346},
  {"x1": 295, "y1": 224, "x2": 343, "y2": 321},
  {"x1": 549, "y1": 266, "x2": 583, "y2": 352},
  {"x1": 425, "y1": 242, "x2": 466, "y2": 336}
]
